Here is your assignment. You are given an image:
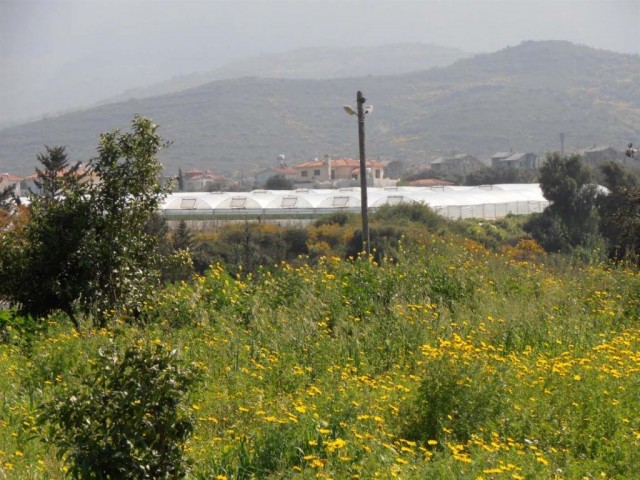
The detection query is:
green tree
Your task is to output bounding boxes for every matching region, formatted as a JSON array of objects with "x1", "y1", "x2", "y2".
[
  {"x1": 79, "y1": 116, "x2": 173, "y2": 324},
  {"x1": 0, "y1": 116, "x2": 171, "y2": 329},
  {"x1": 0, "y1": 147, "x2": 91, "y2": 329},
  {"x1": 39, "y1": 341, "x2": 201, "y2": 479},
  {"x1": 265, "y1": 174, "x2": 293, "y2": 190},
  {"x1": 32, "y1": 146, "x2": 84, "y2": 200},
  {"x1": 525, "y1": 153, "x2": 601, "y2": 252},
  {"x1": 0, "y1": 184, "x2": 20, "y2": 210},
  {"x1": 464, "y1": 166, "x2": 538, "y2": 186},
  {"x1": 173, "y1": 220, "x2": 193, "y2": 251},
  {"x1": 596, "y1": 162, "x2": 640, "y2": 260},
  {"x1": 177, "y1": 167, "x2": 185, "y2": 191}
]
